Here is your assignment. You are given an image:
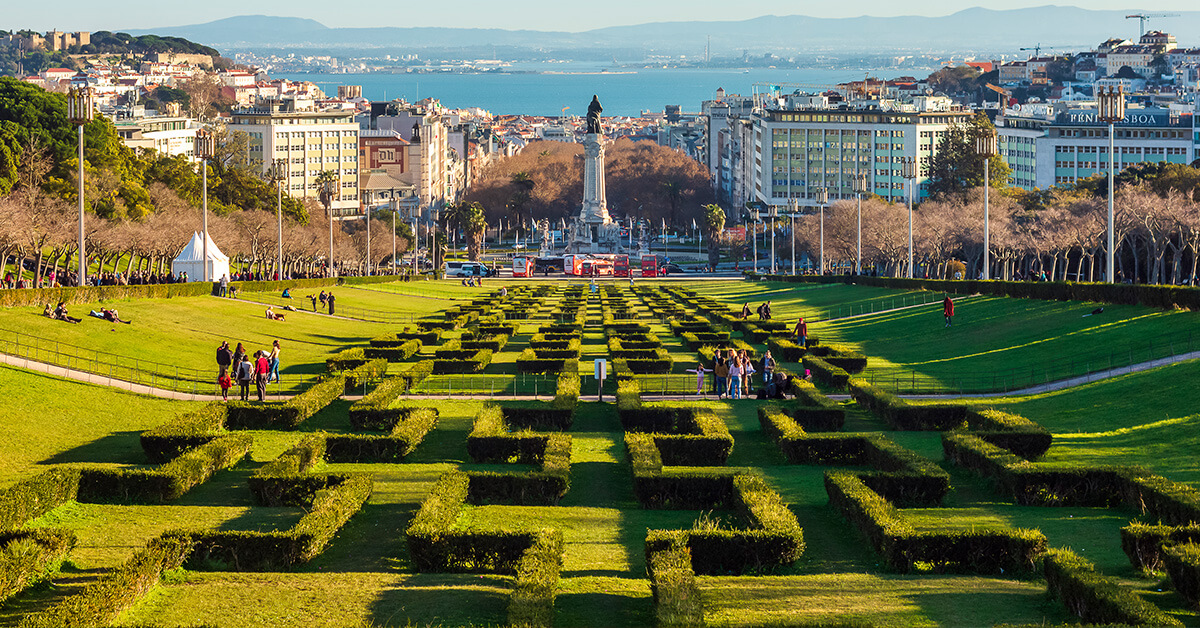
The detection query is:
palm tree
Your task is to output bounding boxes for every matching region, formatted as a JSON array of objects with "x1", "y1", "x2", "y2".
[
  {"x1": 702, "y1": 203, "x2": 726, "y2": 270},
  {"x1": 463, "y1": 202, "x2": 488, "y2": 262},
  {"x1": 315, "y1": 170, "x2": 338, "y2": 218}
]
